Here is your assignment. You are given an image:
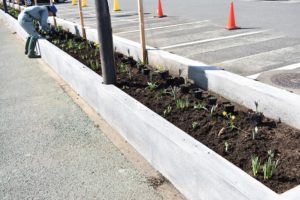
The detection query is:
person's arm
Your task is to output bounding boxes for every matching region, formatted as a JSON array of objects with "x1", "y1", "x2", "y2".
[{"x1": 39, "y1": 8, "x2": 50, "y2": 32}]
